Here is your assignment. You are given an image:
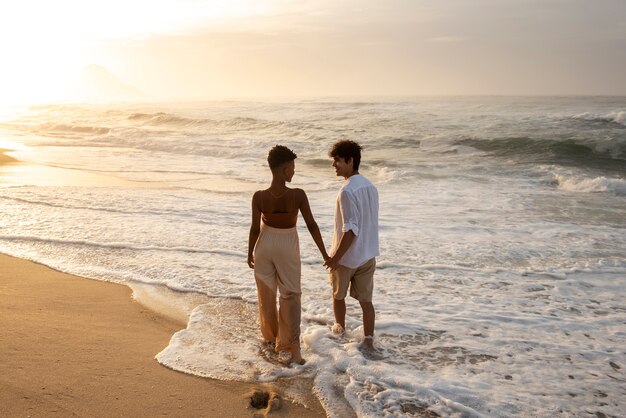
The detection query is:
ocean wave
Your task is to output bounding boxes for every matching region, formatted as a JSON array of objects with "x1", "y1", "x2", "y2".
[
  {"x1": 127, "y1": 111, "x2": 288, "y2": 131},
  {"x1": 304, "y1": 158, "x2": 331, "y2": 168},
  {"x1": 571, "y1": 111, "x2": 626, "y2": 127},
  {"x1": 128, "y1": 112, "x2": 198, "y2": 126},
  {"x1": 27, "y1": 162, "x2": 216, "y2": 177},
  {"x1": 2, "y1": 122, "x2": 111, "y2": 136},
  {"x1": 553, "y1": 174, "x2": 626, "y2": 196},
  {"x1": 0, "y1": 235, "x2": 243, "y2": 257},
  {"x1": 4, "y1": 107, "x2": 296, "y2": 141},
  {"x1": 369, "y1": 135, "x2": 422, "y2": 151},
  {"x1": 457, "y1": 137, "x2": 626, "y2": 169},
  {"x1": 0, "y1": 194, "x2": 207, "y2": 218}
]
